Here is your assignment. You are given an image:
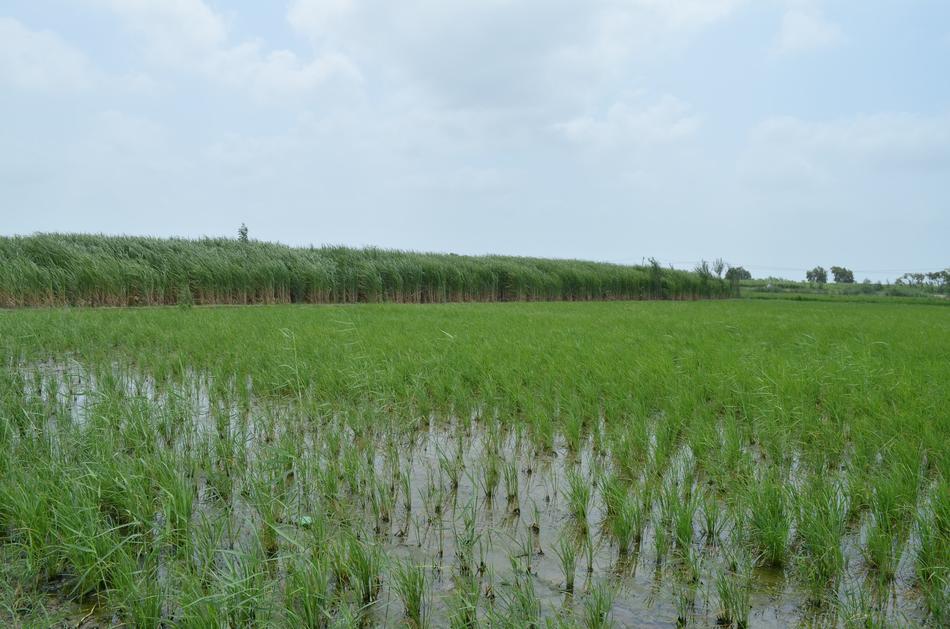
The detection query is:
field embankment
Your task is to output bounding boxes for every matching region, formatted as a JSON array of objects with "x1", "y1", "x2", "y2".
[{"x1": 0, "y1": 234, "x2": 733, "y2": 307}]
